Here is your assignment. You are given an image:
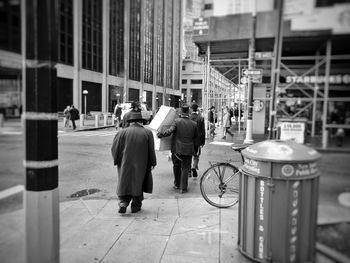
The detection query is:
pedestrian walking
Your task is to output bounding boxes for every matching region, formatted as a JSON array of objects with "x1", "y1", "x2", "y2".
[
  {"x1": 208, "y1": 106, "x2": 216, "y2": 138},
  {"x1": 222, "y1": 106, "x2": 234, "y2": 140},
  {"x1": 122, "y1": 101, "x2": 141, "y2": 128},
  {"x1": 189, "y1": 102, "x2": 205, "y2": 178},
  {"x1": 63, "y1": 105, "x2": 71, "y2": 128},
  {"x1": 157, "y1": 104, "x2": 198, "y2": 193},
  {"x1": 68, "y1": 105, "x2": 79, "y2": 130},
  {"x1": 111, "y1": 111, "x2": 157, "y2": 214},
  {"x1": 113, "y1": 102, "x2": 122, "y2": 130}
]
